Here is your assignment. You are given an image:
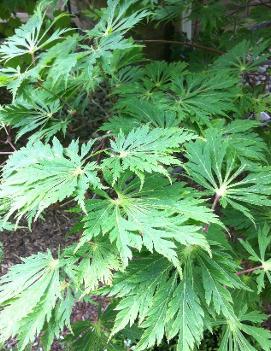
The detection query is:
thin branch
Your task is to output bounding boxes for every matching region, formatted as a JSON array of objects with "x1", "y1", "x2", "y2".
[
  {"x1": 95, "y1": 133, "x2": 113, "y2": 141},
  {"x1": 59, "y1": 198, "x2": 75, "y2": 208},
  {"x1": 91, "y1": 98, "x2": 109, "y2": 118},
  {"x1": 236, "y1": 265, "x2": 263, "y2": 276},
  {"x1": 93, "y1": 137, "x2": 108, "y2": 164},
  {"x1": 90, "y1": 148, "x2": 108, "y2": 158},
  {"x1": 204, "y1": 193, "x2": 221, "y2": 232},
  {"x1": 0, "y1": 151, "x2": 13, "y2": 155},
  {"x1": 136, "y1": 39, "x2": 224, "y2": 55},
  {"x1": 211, "y1": 193, "x2": 220, "y2": 211},
  {"x1": 5, "y1": 137, "x2": 17, "y2": 151},
  {"x1": 2, "y1": 125, "x2": 17, "y2": 151}
]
